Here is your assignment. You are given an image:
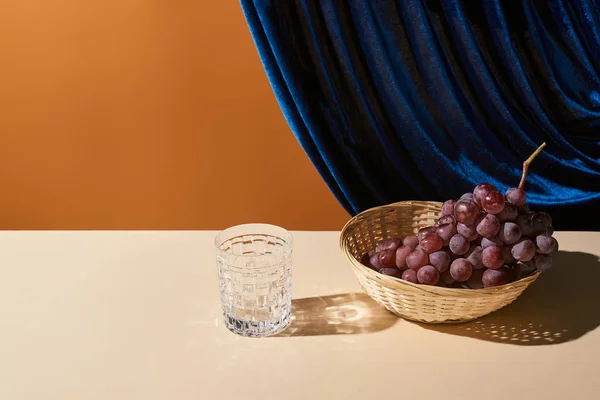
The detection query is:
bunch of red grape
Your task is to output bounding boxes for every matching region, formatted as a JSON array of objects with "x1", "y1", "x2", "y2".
[{"x1": 360, "y1": 183, "x2": 558, "y2": 288}]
